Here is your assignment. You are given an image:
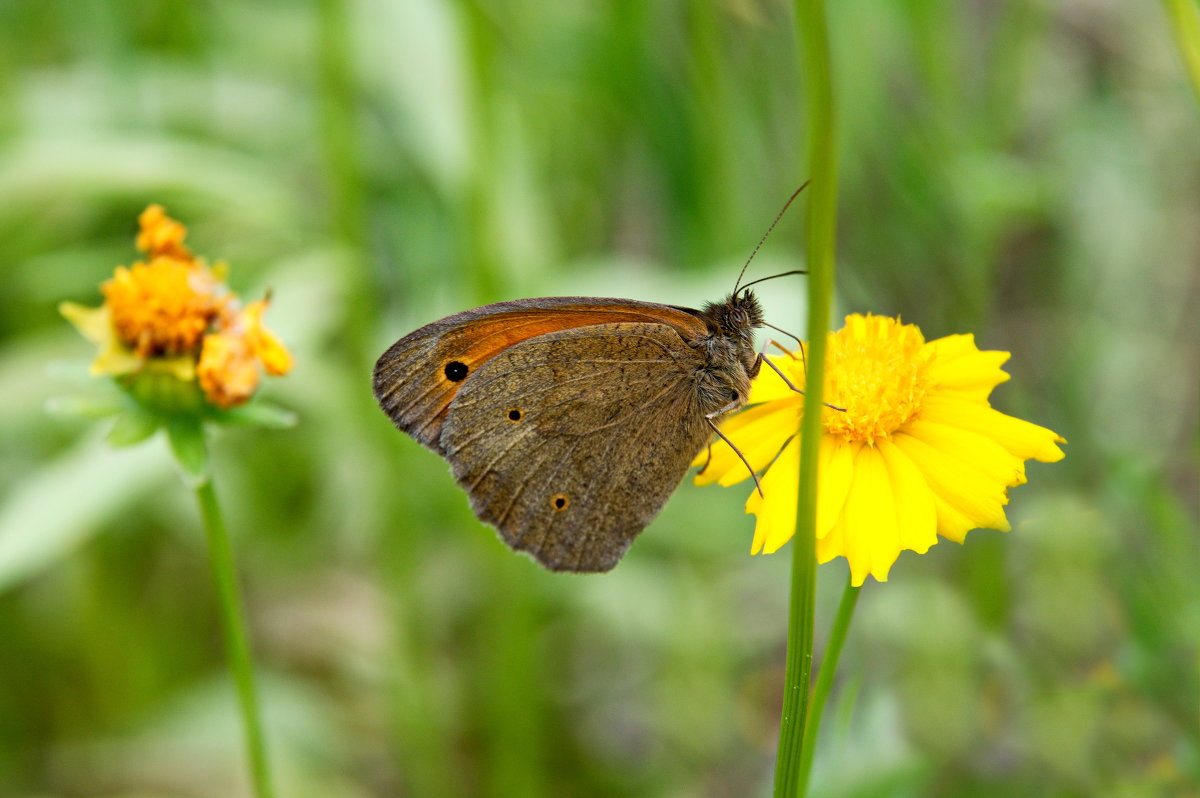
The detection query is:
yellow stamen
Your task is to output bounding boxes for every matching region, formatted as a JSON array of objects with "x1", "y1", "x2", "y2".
[
  {"x1": 102, "y1": 257, "x2": 226, "y2": 357},
  {"x1": 823, "y1": 314, "x2": 931, "y2": 445},
  {"x1": 136, "y1": 204, "x2": 193, "y2": 260}
]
